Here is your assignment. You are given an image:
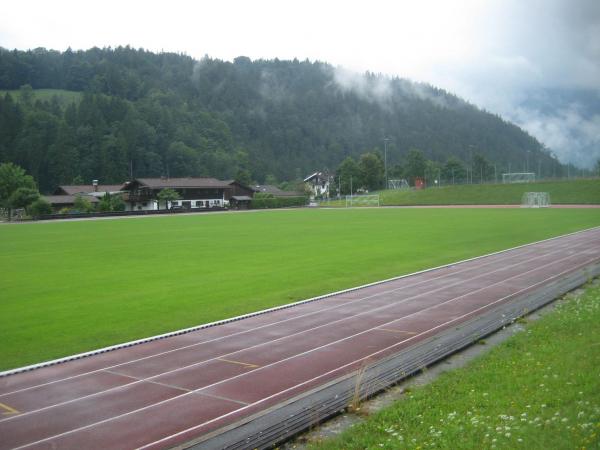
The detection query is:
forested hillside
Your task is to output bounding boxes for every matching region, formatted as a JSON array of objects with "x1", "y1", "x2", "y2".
[{"x1": 0, "y1": 46, "x2": 557, "y2": 192}]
